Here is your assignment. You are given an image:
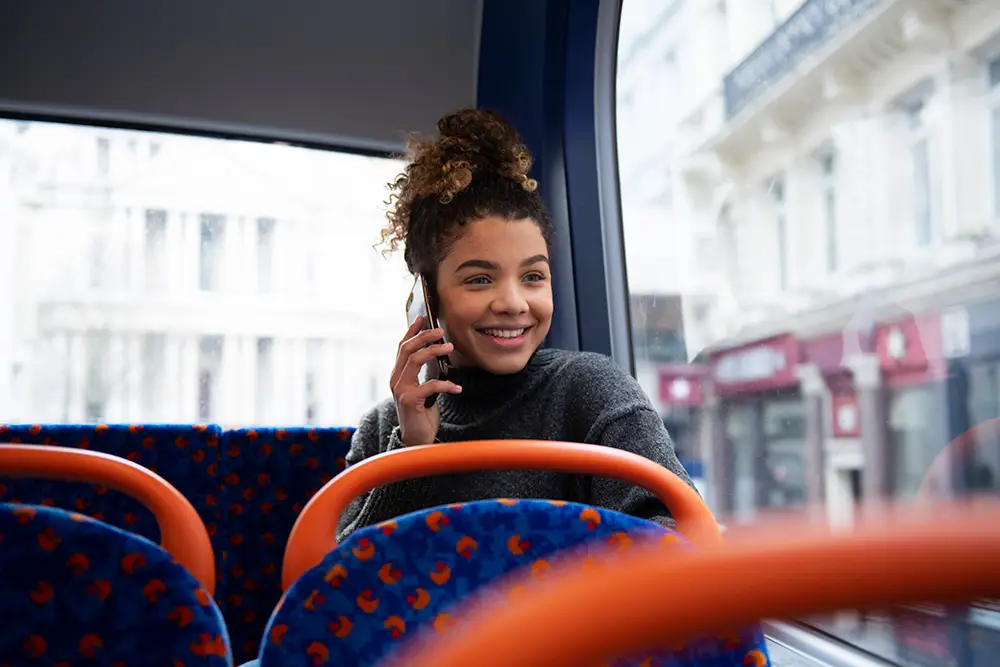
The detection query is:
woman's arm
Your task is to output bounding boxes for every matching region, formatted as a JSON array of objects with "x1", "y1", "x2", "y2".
[
  {"x1": 567, "y1": 353, "x2": 700, "y2": 529},
  {"x1": 335, "y1": 401, "x2": 435, "y2": 541},
  {"x1": 588, "y1": 405, "x2": 695, "y2": 528}
]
